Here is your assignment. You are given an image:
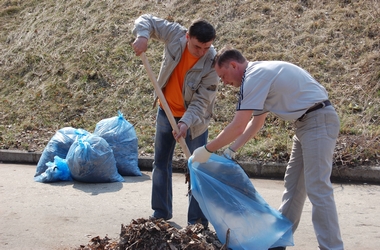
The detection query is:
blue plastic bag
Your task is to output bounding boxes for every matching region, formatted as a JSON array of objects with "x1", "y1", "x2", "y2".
[
  {"x1": 66, "y1": 134, "x2": 124, "y2": 183},
  {"x1": 35, "y1": 127, "x2": 89, "y2": 177},
  {"x1": 188, "y1": 154, "x2": 294, "y2": 250},
  {"x1": 93, "y1": 111, "x2": 141, "y2": 176},
  {"x1": 34, "y1": 156, "x2": 72, "y2": 183}
]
